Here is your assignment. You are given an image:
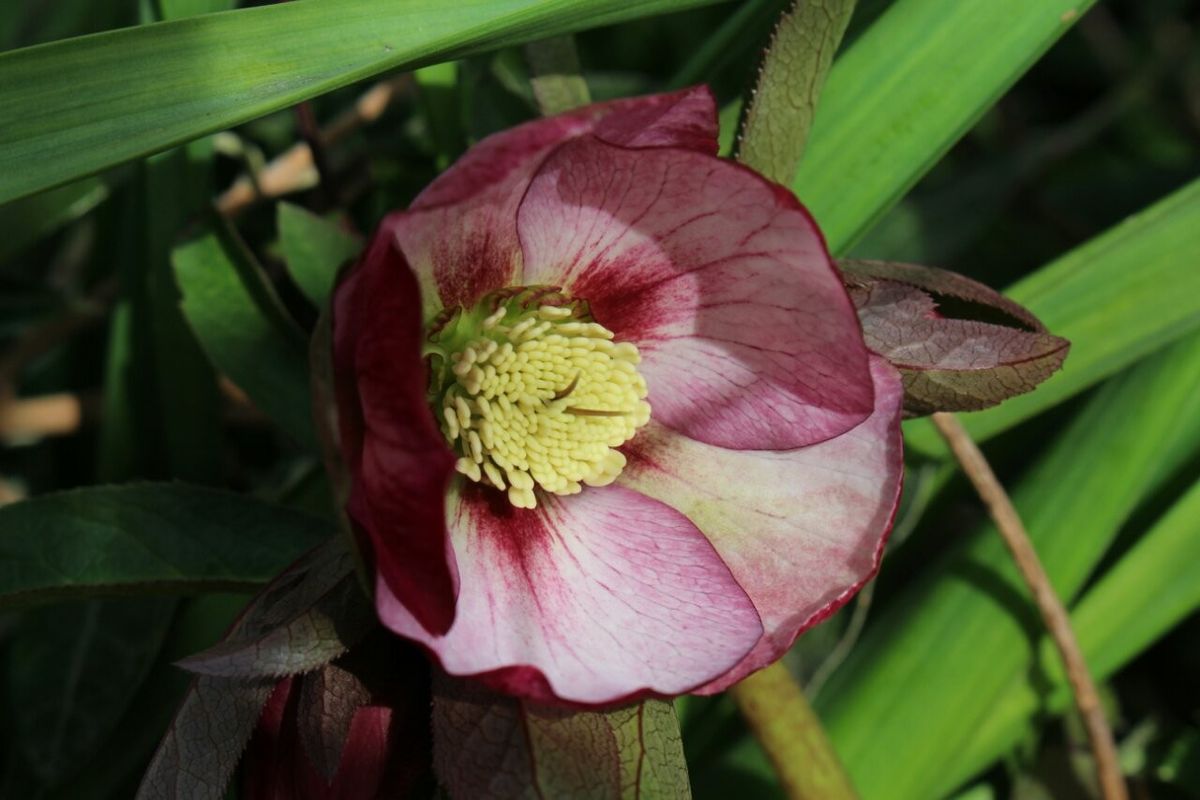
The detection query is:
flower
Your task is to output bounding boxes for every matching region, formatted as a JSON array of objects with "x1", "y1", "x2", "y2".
[
  {"x1": 331, "y1": 87, "x2": 904, "y2": 706},
  {"x1": 242, "y1": 635, "x2": 432, "y2": 799}
]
